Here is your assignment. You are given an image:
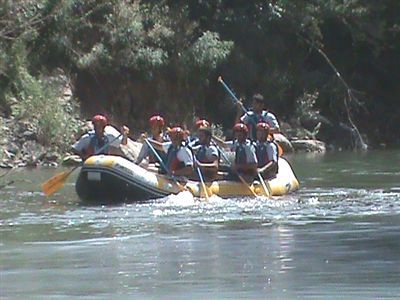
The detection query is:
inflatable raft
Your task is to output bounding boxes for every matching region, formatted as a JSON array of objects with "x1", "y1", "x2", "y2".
[{"x1": 75, "y1": 155, "x2": 299, "y2": 204}]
